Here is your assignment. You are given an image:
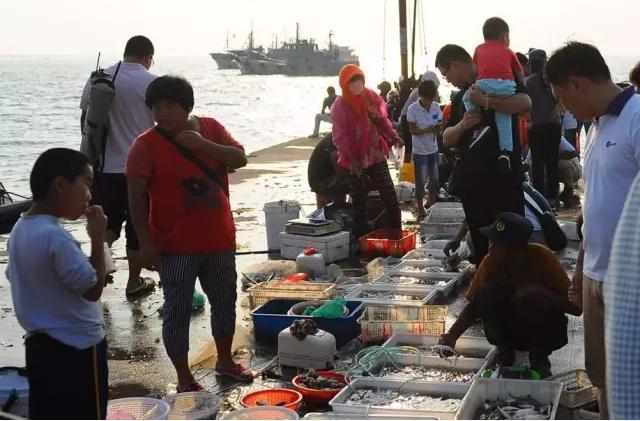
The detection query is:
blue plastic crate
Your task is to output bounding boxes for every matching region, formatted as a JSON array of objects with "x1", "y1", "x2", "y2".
[{"x1": 251, "y1": 299, "x2": 364, "y2": 348}]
